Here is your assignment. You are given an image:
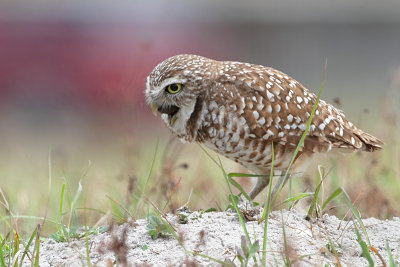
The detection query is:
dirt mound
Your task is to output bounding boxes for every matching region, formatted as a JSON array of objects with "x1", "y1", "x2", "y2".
[{"x1": 23, "y1": 209, "x2": 400, "y2": 266}]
